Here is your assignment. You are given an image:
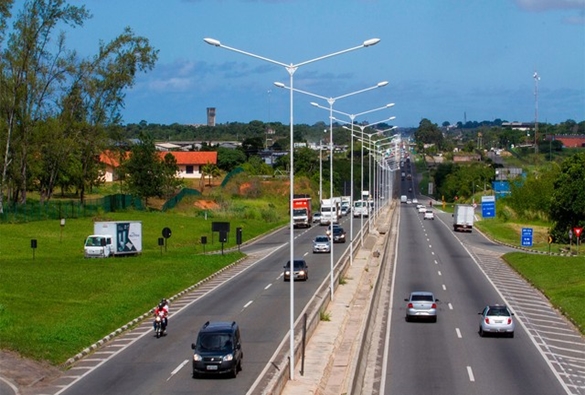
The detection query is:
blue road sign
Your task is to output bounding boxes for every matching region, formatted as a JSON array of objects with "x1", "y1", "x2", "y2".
[
  {"x1": 521, "y1": 228, "x2": 533, "y2": 247},
  {"x1": 481, "y1": 195, "x2": 496, "y2": 218}
]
